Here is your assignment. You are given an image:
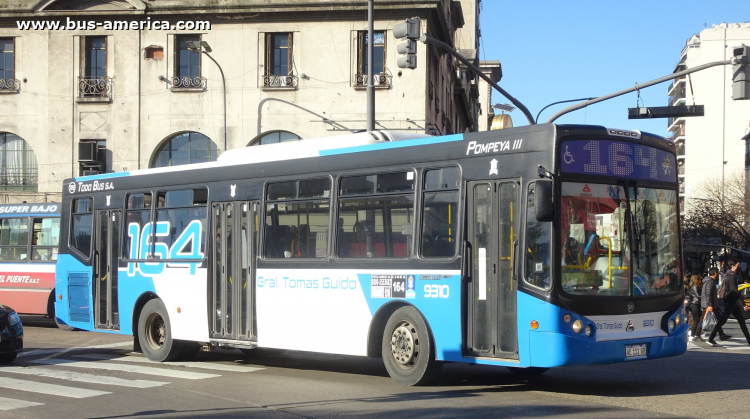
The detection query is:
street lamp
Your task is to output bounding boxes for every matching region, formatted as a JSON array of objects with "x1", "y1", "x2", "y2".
[{"x1": 187, "y1": 41, "x2": 227, "y2": 152}]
